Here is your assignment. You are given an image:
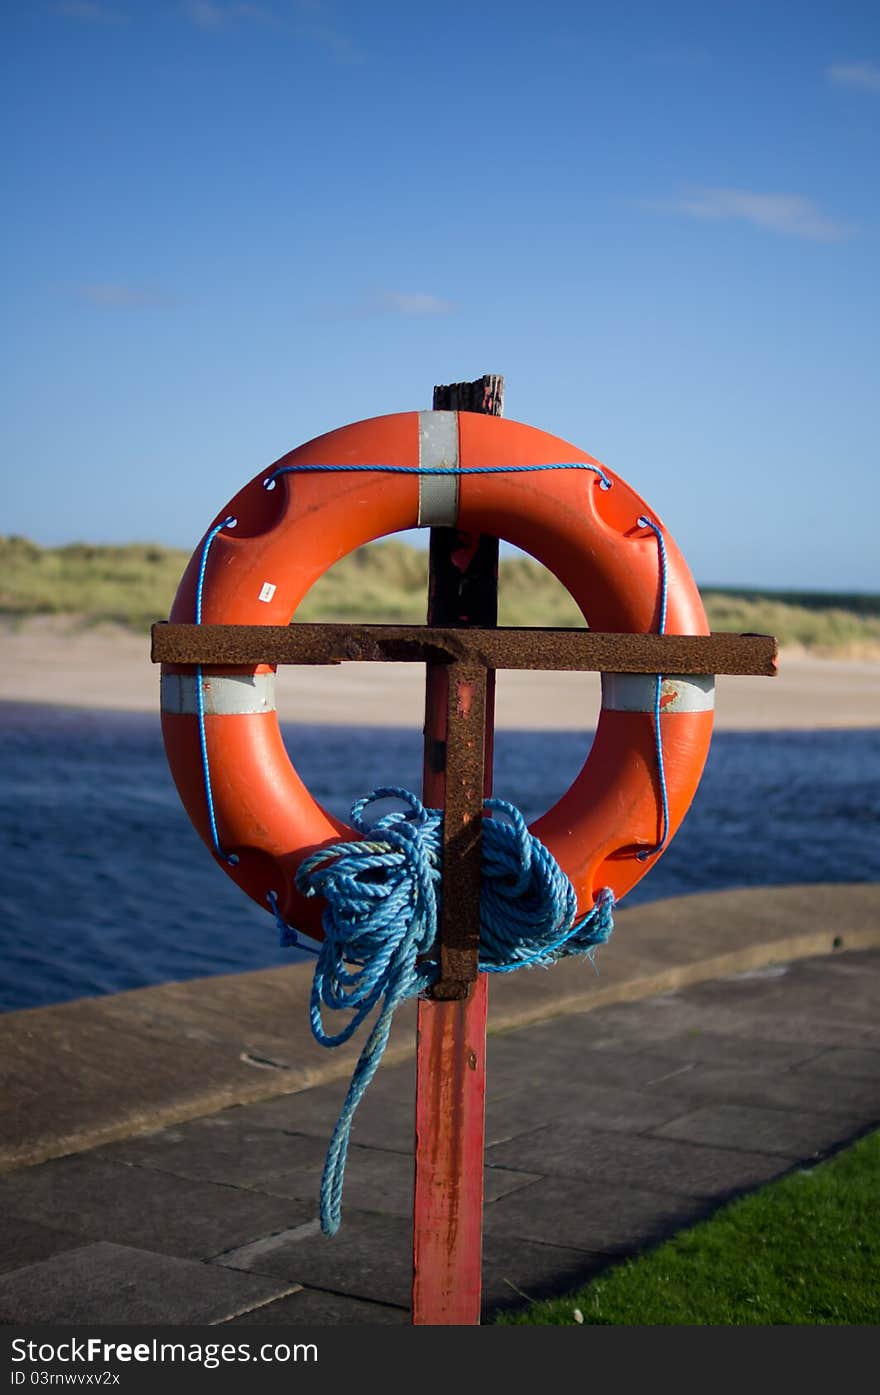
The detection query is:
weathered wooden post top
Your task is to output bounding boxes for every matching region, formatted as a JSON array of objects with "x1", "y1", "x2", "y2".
[{"x1": 152, "y1": 374, "x2": 776, "y2": 1325}]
